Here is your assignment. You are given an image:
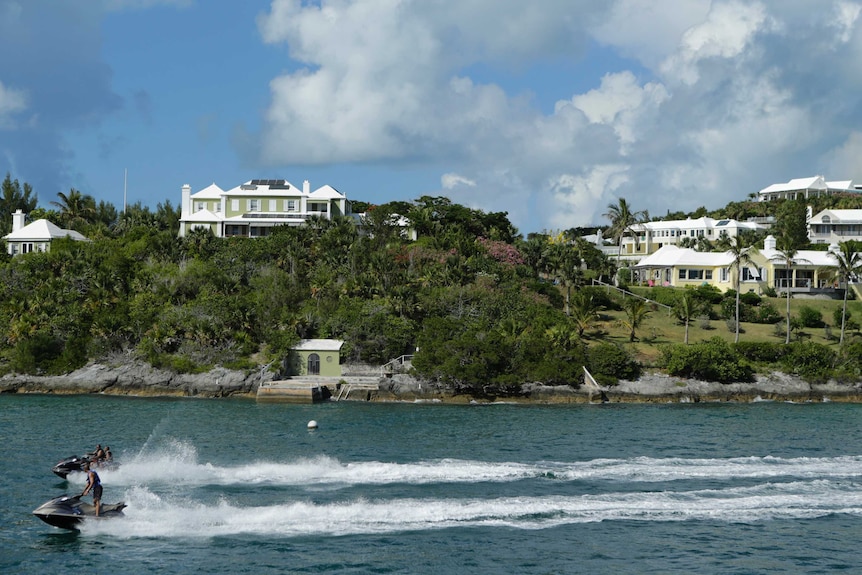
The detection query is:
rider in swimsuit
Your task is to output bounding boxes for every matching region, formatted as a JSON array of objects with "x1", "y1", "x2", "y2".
[{"x1": 81, "y1": 461, "x2": 102, "y2": 517}]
